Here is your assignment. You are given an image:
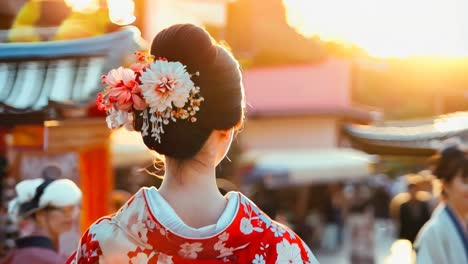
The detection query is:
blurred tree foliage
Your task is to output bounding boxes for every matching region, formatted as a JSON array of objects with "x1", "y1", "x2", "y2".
[
  {"x1": 354, "y1": 57, "x2": 468, "y2": 119},
  {"x1": 224, "y1": 0, "x2": 468, "y2": 119},
  {"x1": 225, "y1": 0, "x2": 325, "y2": 67}
]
